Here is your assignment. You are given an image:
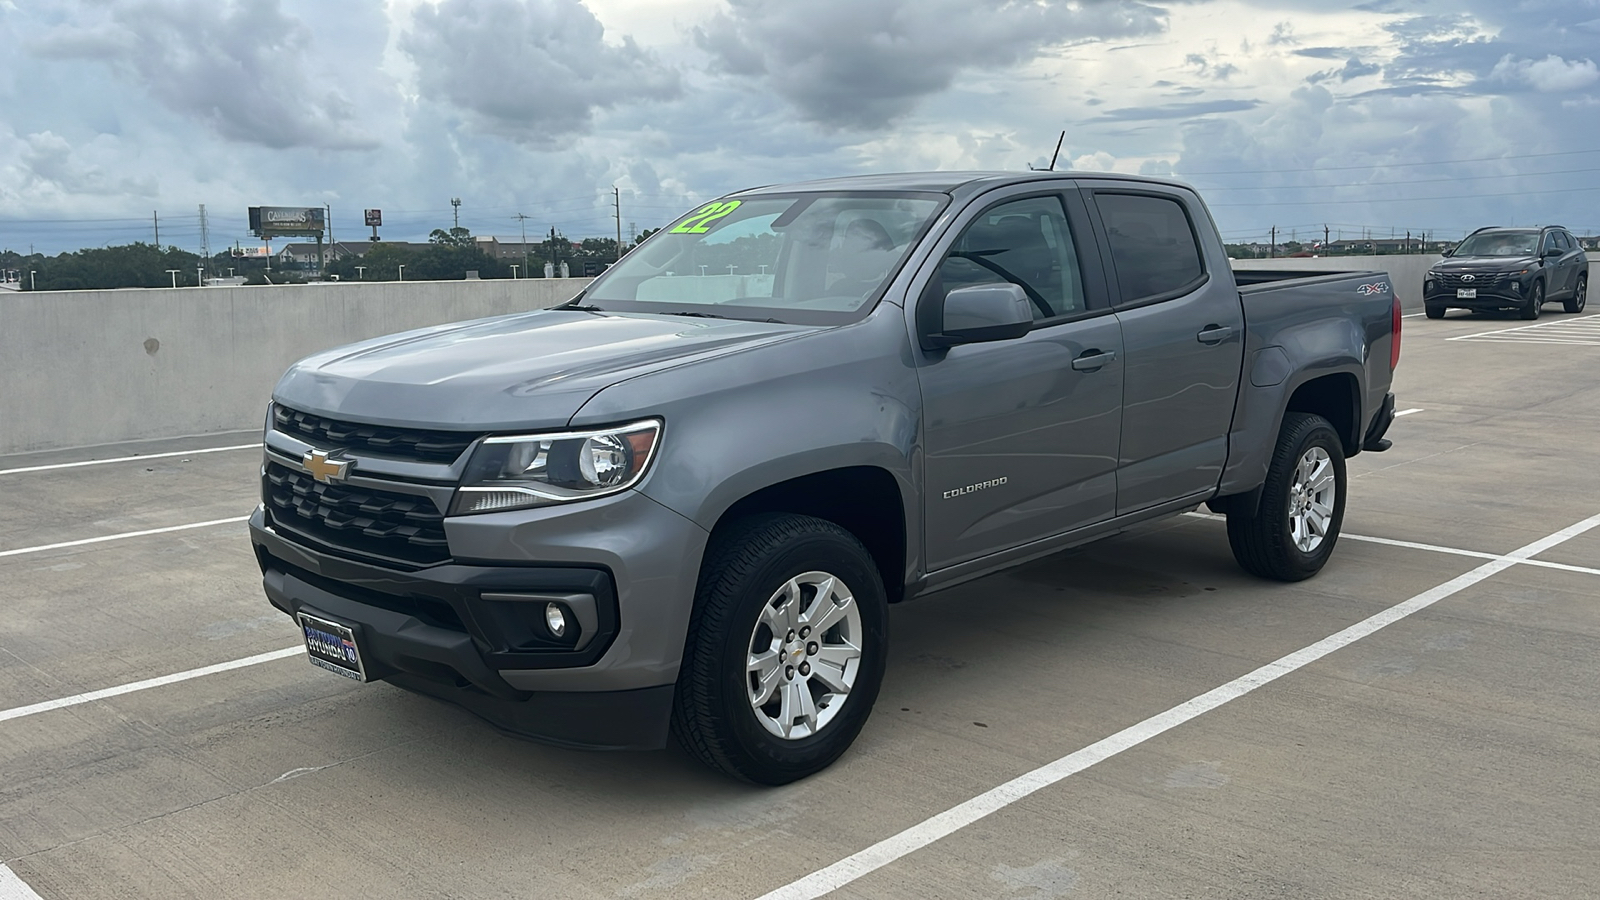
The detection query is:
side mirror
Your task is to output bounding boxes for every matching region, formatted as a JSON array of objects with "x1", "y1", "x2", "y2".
[
  {"x1": 1544, "y1": 247, "x2": 1563, "y2": 258},
  {"x1": 1440, "y1": 247, "x2": 1453, "y2": 258},
  {"x1": 922, "y1": 283, "x2": 1033, "y2": 350}
]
